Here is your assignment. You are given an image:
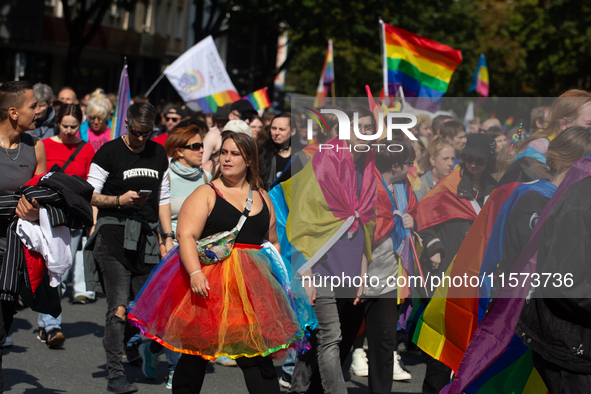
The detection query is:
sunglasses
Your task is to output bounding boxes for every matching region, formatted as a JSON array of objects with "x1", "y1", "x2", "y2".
[
  {"x1": 462, "y1": 155, "x2": 487, "y2": 166},
  {"x1": 182, "y1": 142, "x2": 204, "y2": 151},
  {"x1": 166, "y1": 116, "x2": 181, "y2": 123},
  {"x1": 239, "y1": 114, "x2": 255, "y2": 122},
  {"x1": 128, "y1": 127, "x2": 153, "y2": 138},
  {"x1": 89, "y1": 116, "x2": 104, "y2": 122}
]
